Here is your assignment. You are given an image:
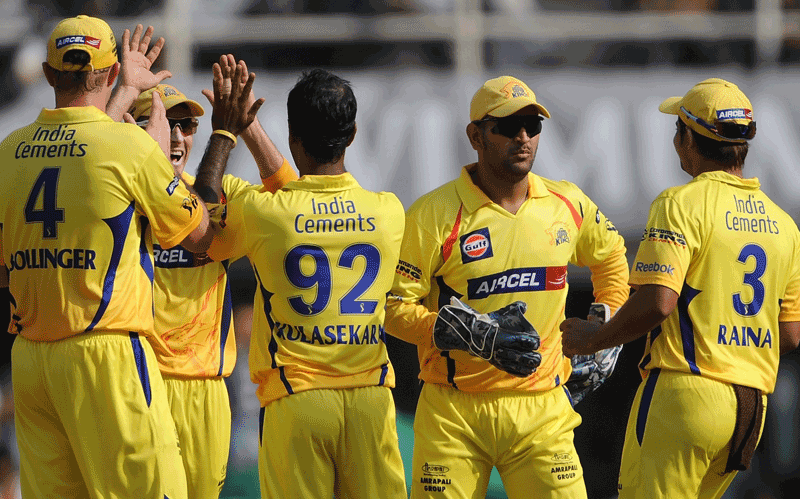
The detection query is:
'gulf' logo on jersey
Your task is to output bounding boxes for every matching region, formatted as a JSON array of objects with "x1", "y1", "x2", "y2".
[
  {"x1": 460, "y1": 228, "x2": 493, "y2": 264},
  {"x1": 55, "y1": 35, "x2": 101, "y2": 49},
  {"x1": 467, "y1": 266, "x2": 567, "y2": 299},
  {"x1": 716, "y1": 108, "x2": 752, "y2": 120}
]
